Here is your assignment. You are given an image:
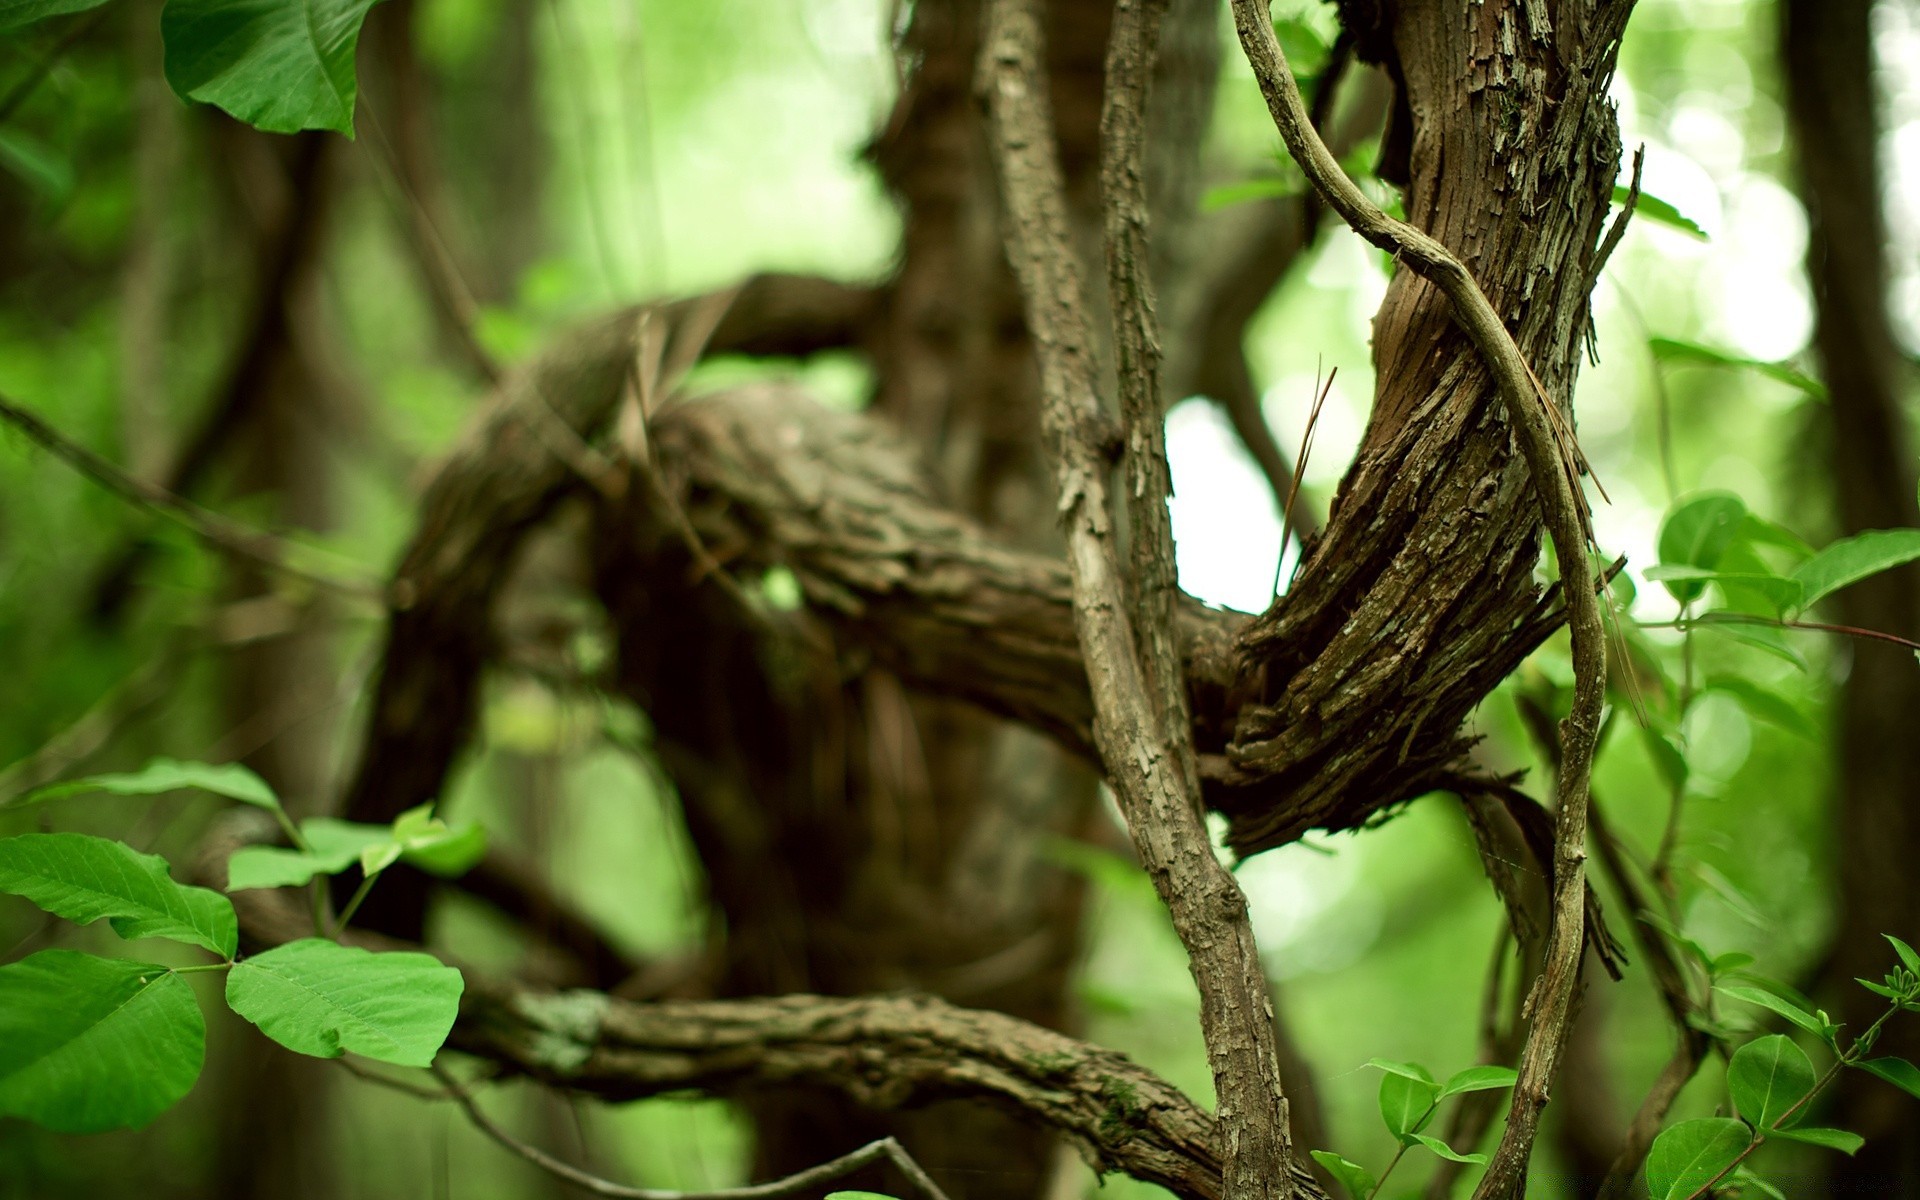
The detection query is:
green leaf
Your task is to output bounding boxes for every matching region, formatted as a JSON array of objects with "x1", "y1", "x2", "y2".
[
  {"x1": 1712, "y1": 952, "x2": 1757, "y2": 977},
  {"x1": 1791, "y1": 529, "x2": 1920, "y2": 612},
  {"x1": 1658, "y1": 493, "x2": 1749, "y2": 603},
  {"x1": 226, "y1": 844, "x2": 352, "y2": 891},
  {"x1": 1717, "y1": 984, "x2": 1831, "y2": 1038},
  {"x1": 0, "y1": 833, "x2": 237, "y2": 957},
  {"x1": 1615, "y1": 185, "x2": 1709, "y2": 240},
  {"x1": 1693, "y1": 616, "x2": 1810, "y2": 671},
  {"x1": 1887, "y1": 935, "x2": 1920, "y2": 977},
  {"x1": 0, "y1": 951, "x2": 204, "y2": 1133},
  {"x1": 1439, "y1": 1065, "x2": 1518, "y2": 1098},
  {"x1": 359, "y1": 840, "x2": 402, "y2": 876},
  {"x1": 1728, "y1": 1035, "x2": 1815, "y2": 1130},
  {"x1": 0, "y1": 0, "x2": 112, "y2": 33},
  {"x1": 1645, "y1": 1118, "x2": 1751, "y2": 1200},
  {"x1": 1649, "y1": 338, "x2": 1826, "y2": 400},
  {"x1": 1769, "y1": 1126, "x2": 1863, "y2": 1154},
  {"x1": 1365, "y1": 1057, "x2": 1436, "y2": 1083},
  {"x1": 1377, "y1": 1068, "x2": 1440, "y2": 1140},
  {"x1": 1643, "y1": 567, "x2": 1804, "y2": 616},
  {"x1": 161, "y1": 0, "x2": 384, "y2": 135},
  {"x1": 17, "y1": 757, "x2": 280, "y2": 812},
  {"x1": 225, "y1": 938, "x2": 463, "y2": 1067},
  {"x1": 1411, "y1": 1133, "x2": 1489, "y2": 1165},
  {"x1": 1309, "y1": 1151, "x2": 1376, "y2": 1200},
  {"x1": 1273, "y1": 16, "x2": 1330, "y2": 77},
  {"x1": 1857, "y1": 1057, "x2": 1920, "y2": 1101}
]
